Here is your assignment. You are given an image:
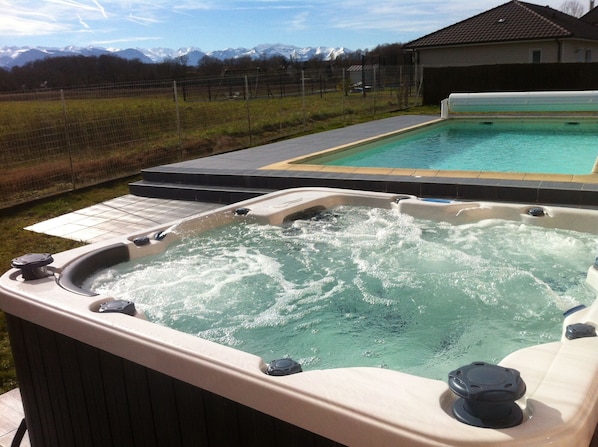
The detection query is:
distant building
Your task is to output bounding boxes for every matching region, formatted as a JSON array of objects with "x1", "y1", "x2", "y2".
[
  {"x1": 404, "y1": 0, "x2": 598, "y2": 66},
  {"x1": 346, "y1": 64, "x2": 380, "y2": 87}
]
